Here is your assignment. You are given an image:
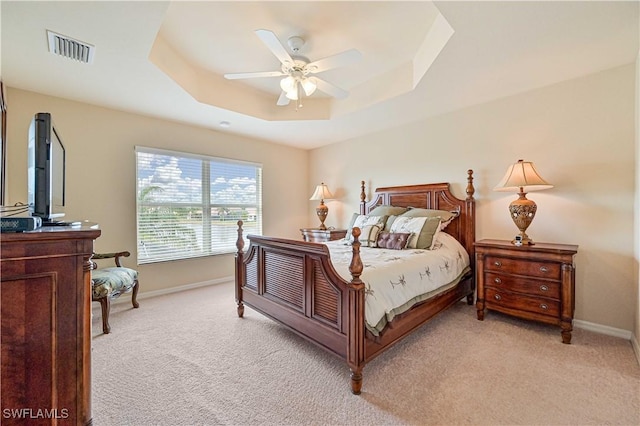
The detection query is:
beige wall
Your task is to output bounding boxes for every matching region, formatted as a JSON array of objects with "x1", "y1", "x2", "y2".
[
  {"x1": 5, "y1": 87, "x2": 309, "y2": 293},
  {"x1": 635, "y1": 50, "x2": 640, "y2": 348},
  {"x1": 311, "y1": 64, "x2": 636, "y2": 331}
]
